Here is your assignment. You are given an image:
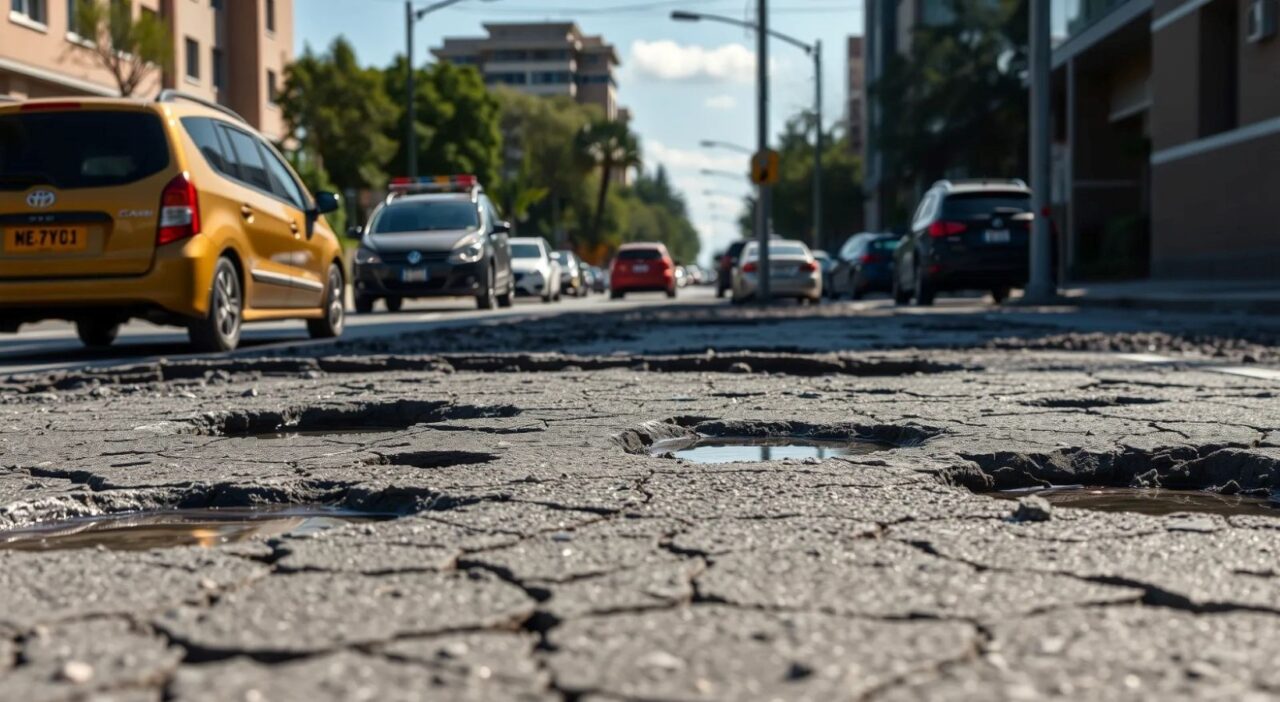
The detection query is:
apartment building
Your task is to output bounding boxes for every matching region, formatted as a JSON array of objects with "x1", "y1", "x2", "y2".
[
  {"x1": 1052, "y1": 0, "x2": 1280, "y2": 280},
  {"x1": 433, "y1": 22, "x2": 623, "y2": 121},
  {"x1": 846, "y1": 35, "x2": 865, "y2": 153},
  {"x1": 1, "y1": 0, "x2": 292, "y2": 139}
]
